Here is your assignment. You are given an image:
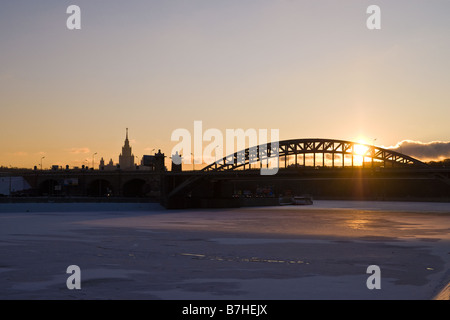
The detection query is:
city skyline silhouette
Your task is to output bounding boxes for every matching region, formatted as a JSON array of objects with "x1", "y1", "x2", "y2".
[{"x1": 1, "y1": 1, "x2": 449, "y2": 168}]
